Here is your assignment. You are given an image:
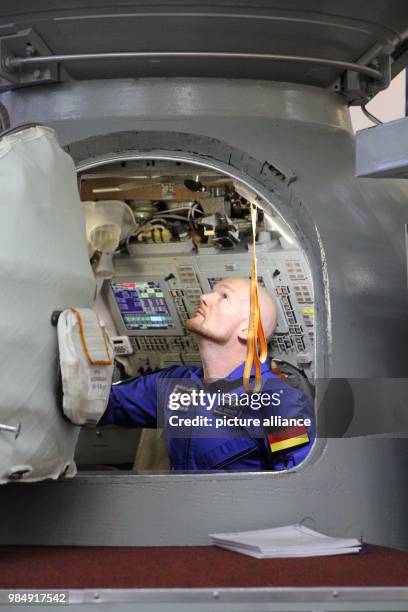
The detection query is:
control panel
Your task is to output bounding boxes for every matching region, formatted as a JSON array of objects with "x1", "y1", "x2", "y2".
[{"x1": 102, "y1": 245, "x2": 315, "y2": 378}]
